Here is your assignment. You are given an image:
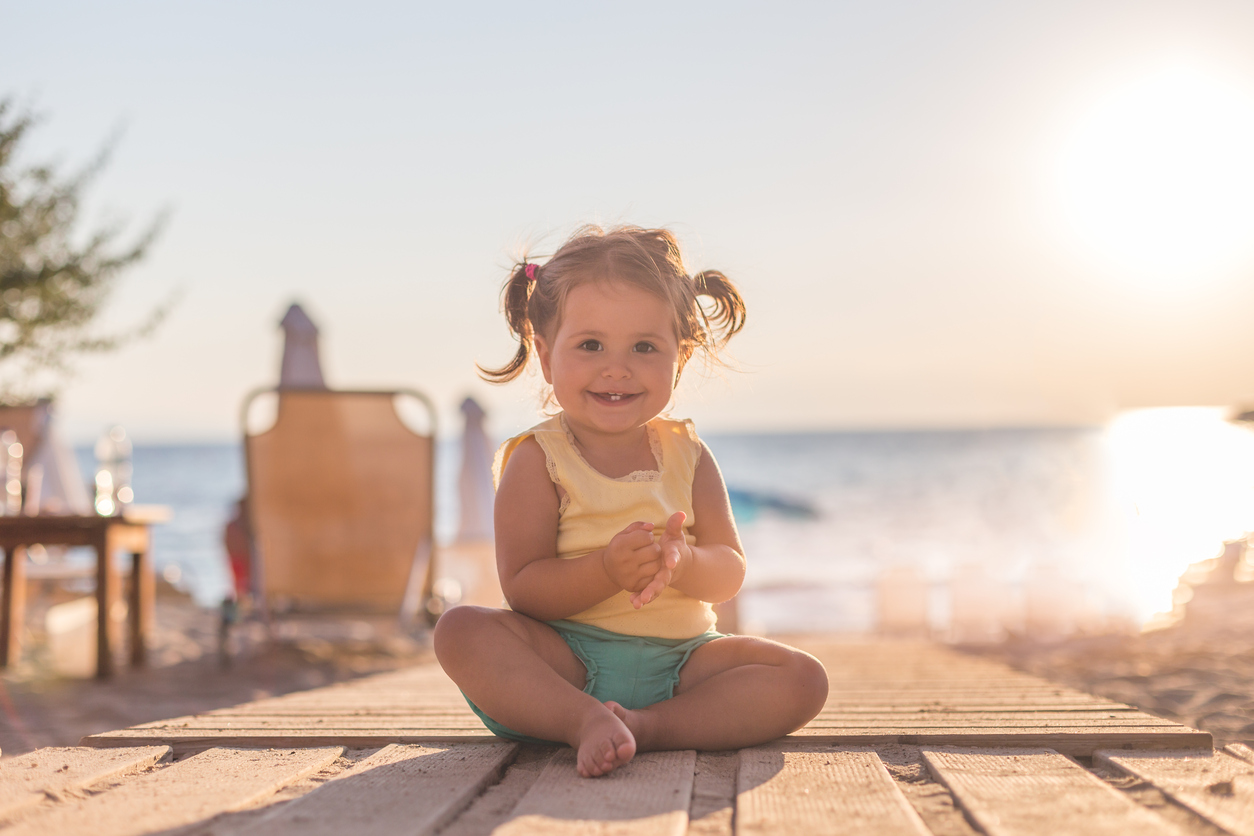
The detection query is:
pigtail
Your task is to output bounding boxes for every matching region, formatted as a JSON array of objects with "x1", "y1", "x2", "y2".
[
  {"x1": 478, "y1": 263, "x2": 536, "y2": 383},
  {"x1": 693, "y1": 269, "x2": 747, "y2": 346}
]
